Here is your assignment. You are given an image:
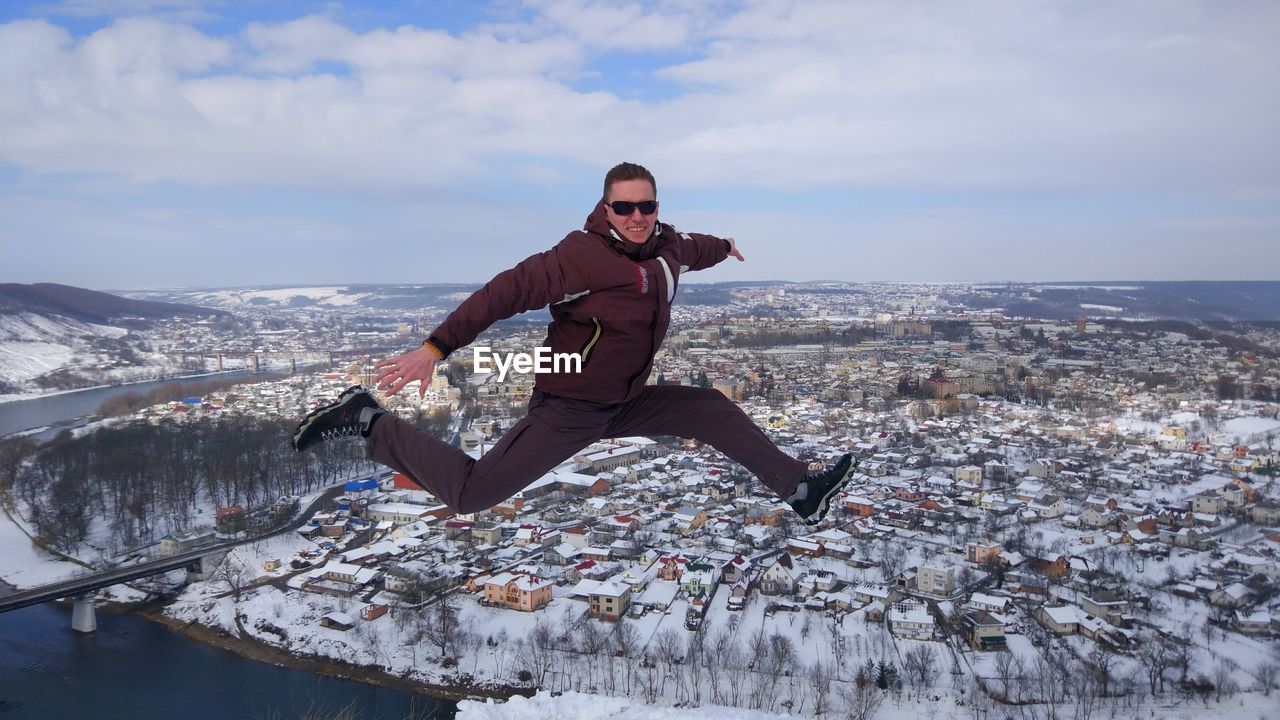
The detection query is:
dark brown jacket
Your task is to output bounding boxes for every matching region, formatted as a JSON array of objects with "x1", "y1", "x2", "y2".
[{"x1": 427, "y1": 203, "x2": 730, "y2": 403}]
